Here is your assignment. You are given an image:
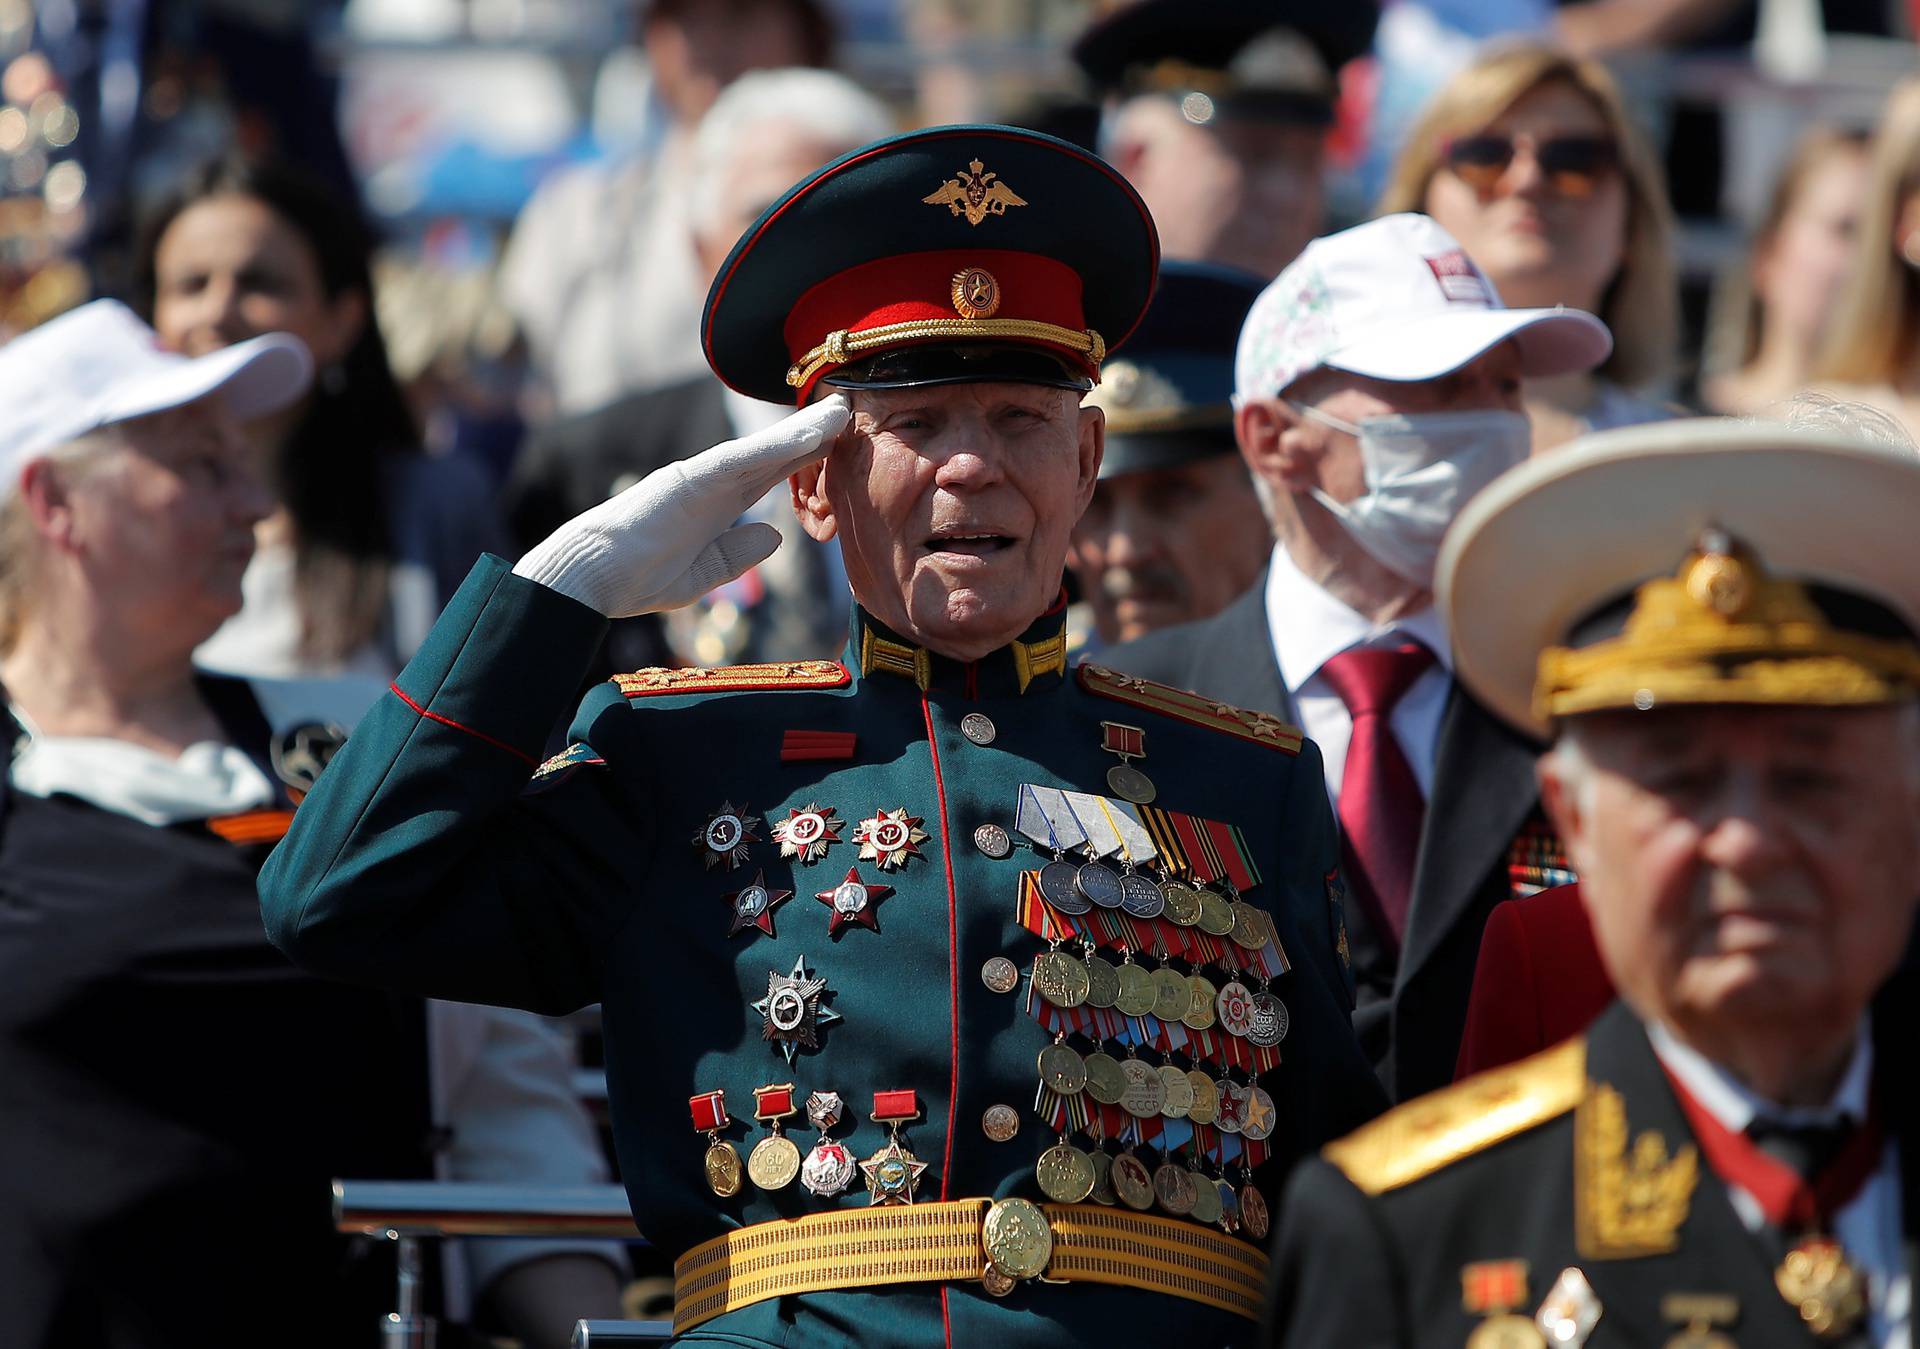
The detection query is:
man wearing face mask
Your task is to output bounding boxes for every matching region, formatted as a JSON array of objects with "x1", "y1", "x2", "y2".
[{"x1": 1107, "y1": 213, "x2": 1611, "y2": 1101}]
